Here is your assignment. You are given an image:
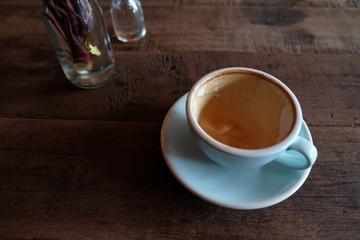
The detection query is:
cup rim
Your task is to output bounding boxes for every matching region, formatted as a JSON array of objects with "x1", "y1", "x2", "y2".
[{"x1": 186, "y1": 67, "x2": 303, "y2": 158}]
